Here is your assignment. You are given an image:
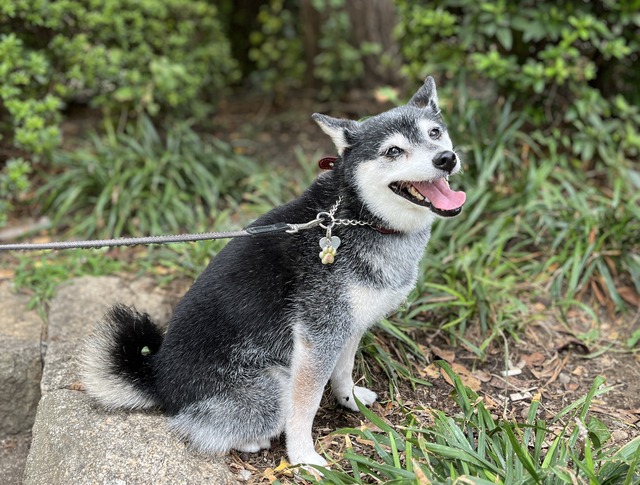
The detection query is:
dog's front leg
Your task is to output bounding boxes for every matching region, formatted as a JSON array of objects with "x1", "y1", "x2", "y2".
[
  {"x1": 330, "y1": 331, "x2": 377, "y2": 411},
  {"x1": 285, "y1": 328, "x2": 340, "y2": 467}
]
